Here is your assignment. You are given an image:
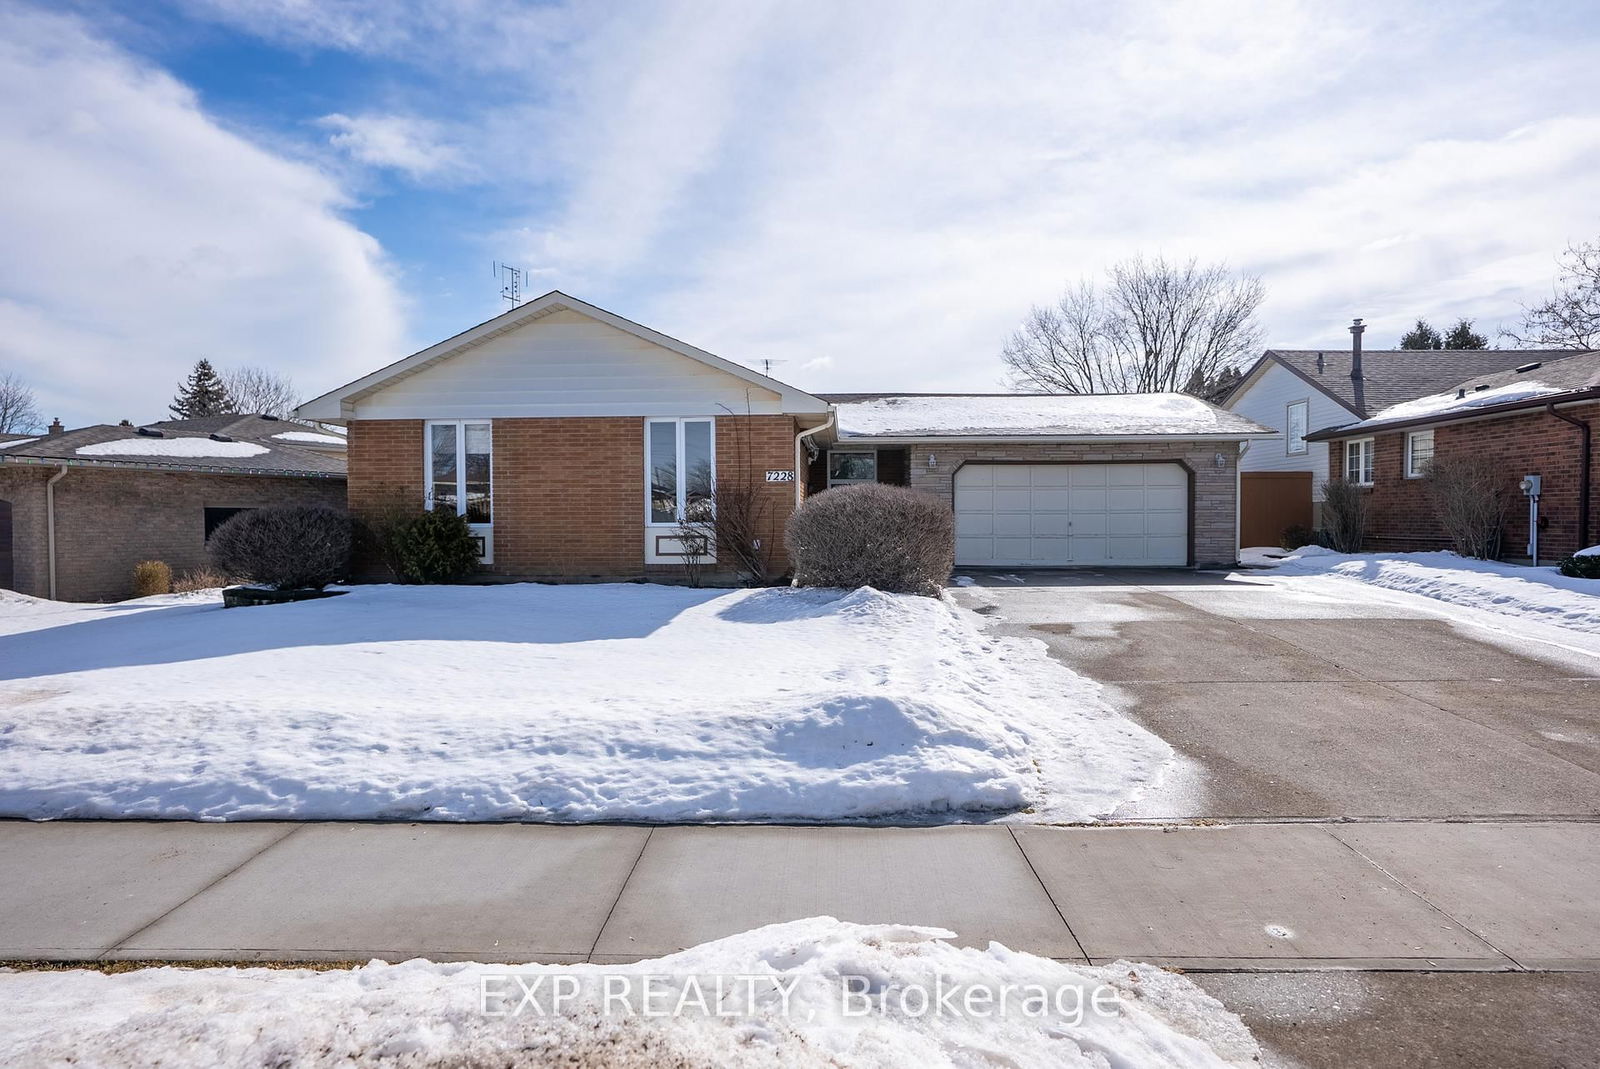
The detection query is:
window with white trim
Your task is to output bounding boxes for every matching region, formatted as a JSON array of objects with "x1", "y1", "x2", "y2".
[
  {"x1": 1345, "y1": 438, "x2": 1375, "y2": 486},
  {"x1": 827, "y1": 450, "x2": 877, "y2": 487},
  {"x1": 1286, "y1": 400, "x2": 1309, "y2": 456},
  {"x1": 427, "y1": 421, "x2": 492, "y2": 523},
  {"x1": 646, "y1": 418, "x2": 715, "y2": 525},
  {"x1": 1405, "y1": 430, "x2": 1435, "y2": 478}
]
